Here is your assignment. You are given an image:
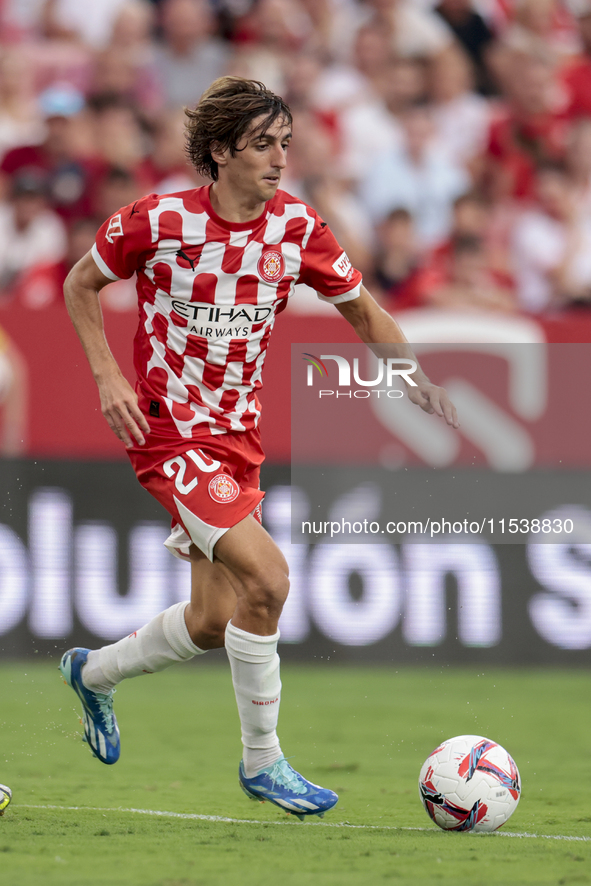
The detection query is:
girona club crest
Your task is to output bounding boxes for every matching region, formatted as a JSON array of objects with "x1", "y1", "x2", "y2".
[
  {"x1": 208, "y1": 473, "x2": 240, "y2": 504},
  {"x1": 257, "y1": 249, "x2": 285, "y2": 283}
]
